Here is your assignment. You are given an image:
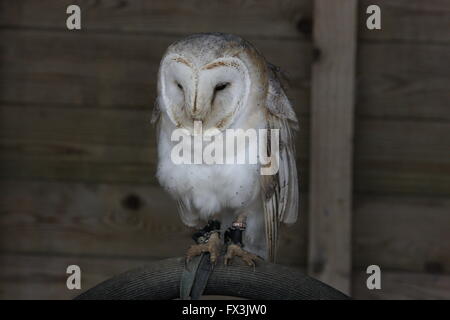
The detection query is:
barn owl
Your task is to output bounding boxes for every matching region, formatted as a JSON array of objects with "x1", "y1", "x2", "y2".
[{"x1": 152, "y1": 33, "x2": 299, "y2": 265}]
